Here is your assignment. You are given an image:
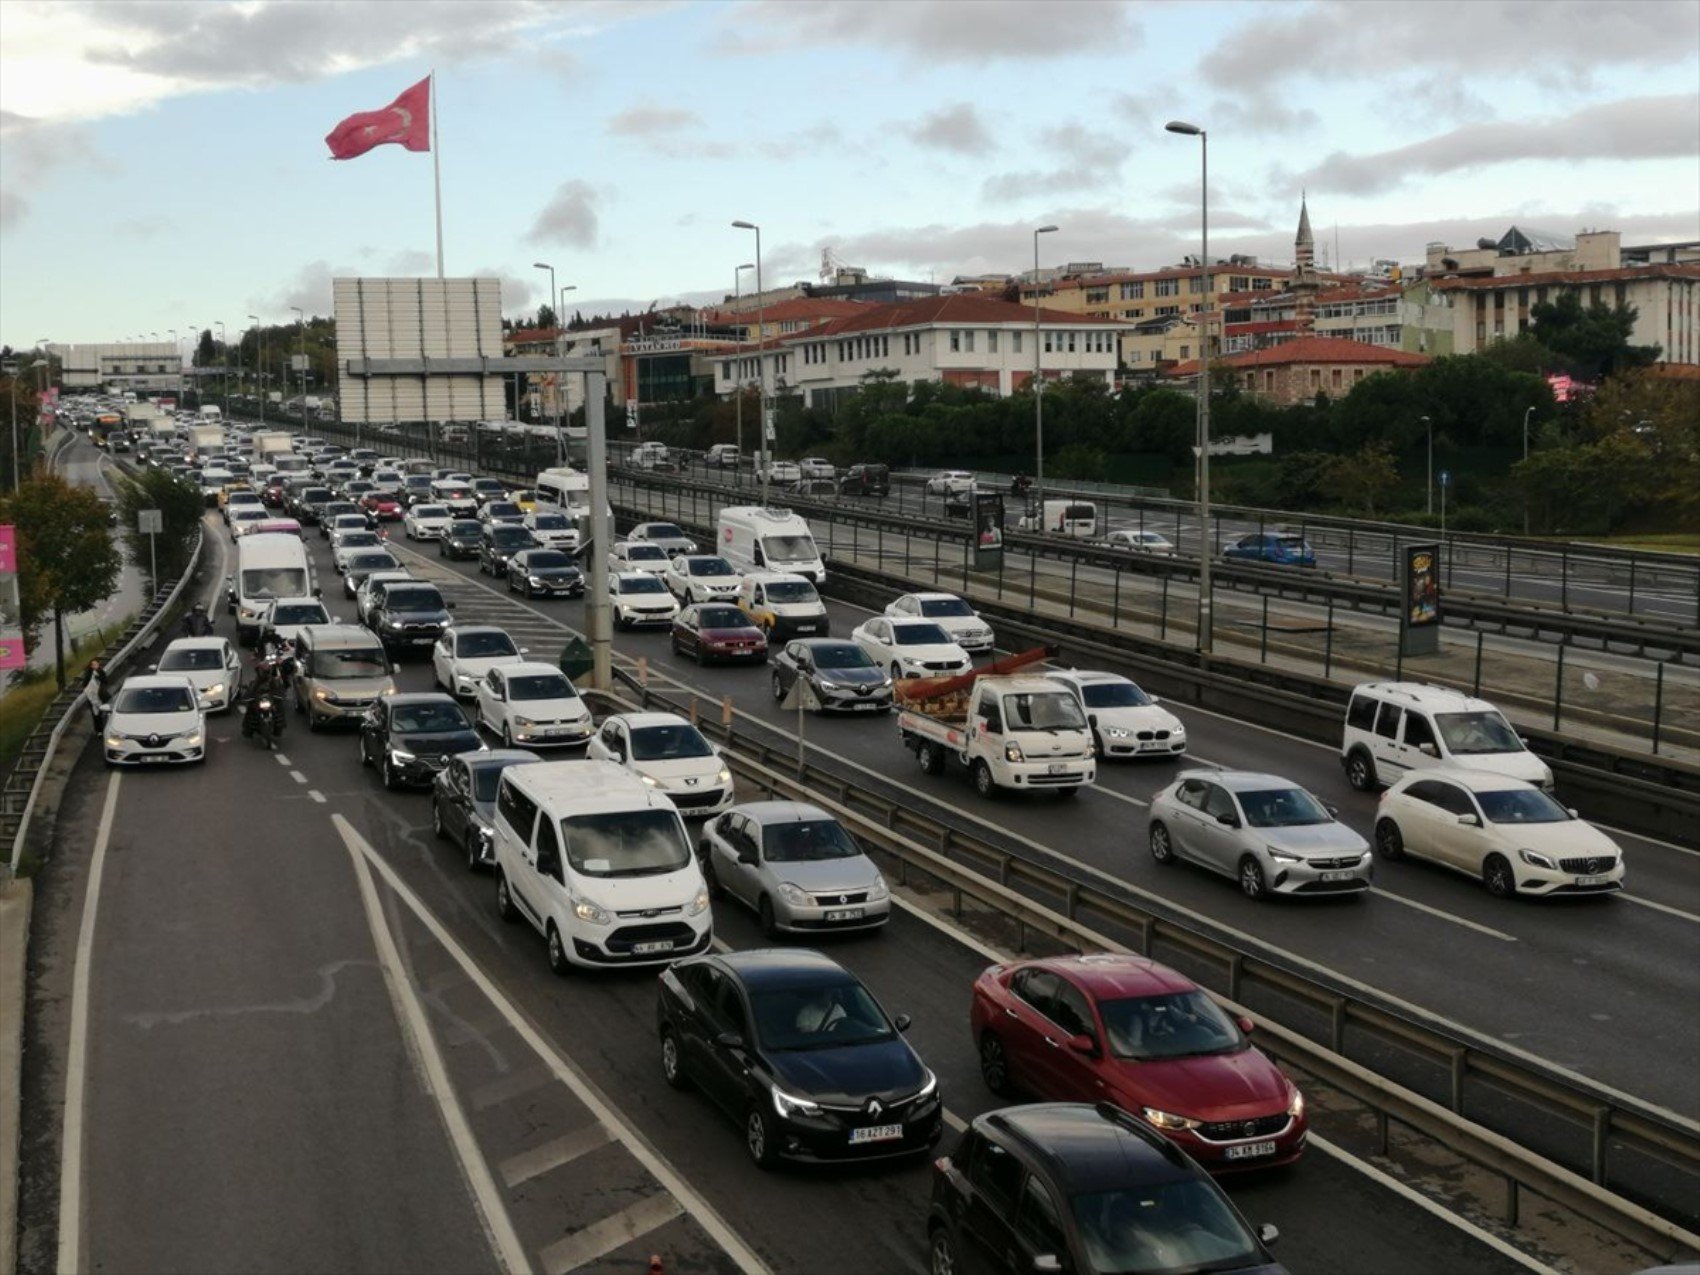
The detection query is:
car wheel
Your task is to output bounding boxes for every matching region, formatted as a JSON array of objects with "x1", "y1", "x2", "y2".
[
  {"x1": 495, "y1": 873, "x2": 518, "y2": 922},
  {"x1": 971, "y1": 760, "x2": 995, "y2": 799},
  {"x1": 744, "y1": 1107, "x2": 777, "y2": 1169},
  {"x1": 546, "y1": 922, "x2": 571, "y2": 975},
  {"x1": 771, "y1": 672, "x2": 786, "y2": 702},
  {"x1": 758, "y1": 894, "x2": 780, "y2": 939},
  {"x1": 1483, "y1": 854, "x2": 1517, "y2": 899},
  {"x1": 1150, "y1": 821, "x2": 1175, "y2": 864},
  {"x1": 1239, "y1": 856, "x2": 1268, "y2": 901},
  {"x1": 660, "y1": 1028, "x2": 689, "y2": 1091},
  {"x1": 1092, "y1": 729, "x2": 1106, "y2": 760},
  {"x1": 917, "y1": 742, "x2": 944, "y2": 776},
  {"x1": 502, "y1": 722, "x2": 514, "y2": 748},
  {"x1": 1346, "y1": 749, "x2": 1378, "y2": 792},
  {"x1": 382, "y1": 757, "x2": 401, "y2": 791},
  {"x1": 979, "y1": 1033, "x2": 1013, "y2": 1097},
  {"x1": 928, "y1": 1227, "x2": 959, "y2": 1275},
  {"x1": 890, "y1": 662, "x2": 902, "y2": 683},
  {"x1": 1374, "y1": 819, "x2": 1405, "y2": 861}
]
